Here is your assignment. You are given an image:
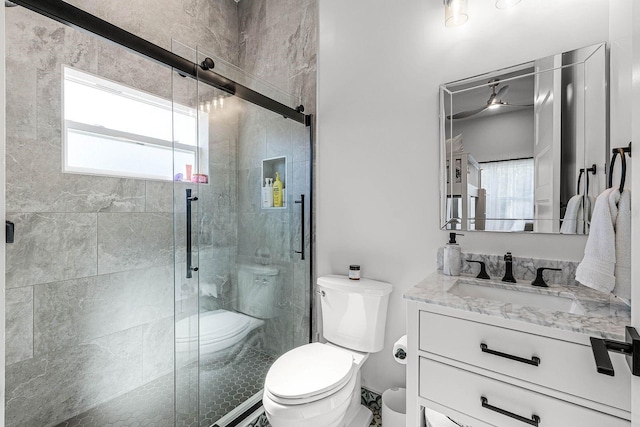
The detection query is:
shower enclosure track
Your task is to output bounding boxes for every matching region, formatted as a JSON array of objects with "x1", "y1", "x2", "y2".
[{"x1": 9, "y1": 0, "x2": 311, "y2": 126}]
